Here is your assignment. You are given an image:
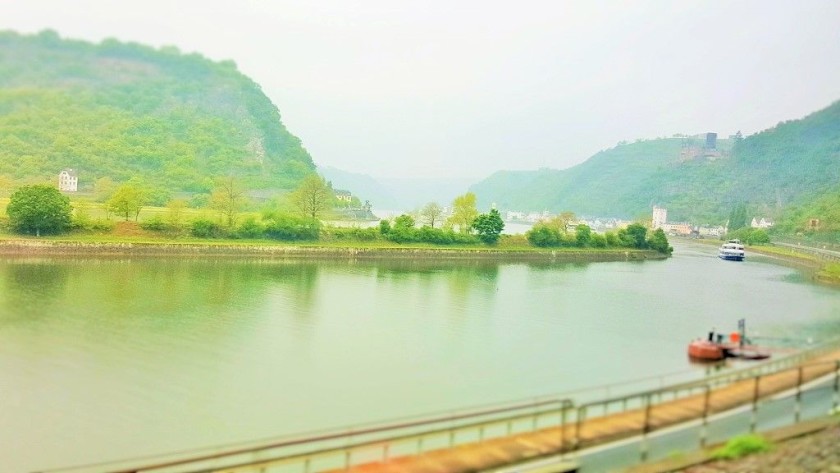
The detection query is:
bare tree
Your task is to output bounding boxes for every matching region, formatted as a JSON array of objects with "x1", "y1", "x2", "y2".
[
  {"x1": 545, "y1": 211, "x2": 576, "y2": 234},
  {"x1": 419, "y1": 202, "x2": 444, "y2": 228},
  {"x1": 291, "y1": 174, "x2": 331, "y2": 220},
  {"x1": 210, "y1": 176, "x2": 247, "y2": 227}
]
